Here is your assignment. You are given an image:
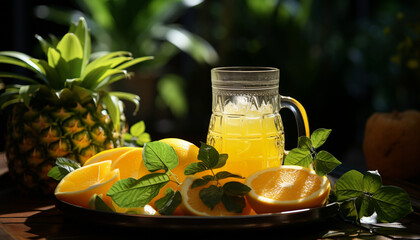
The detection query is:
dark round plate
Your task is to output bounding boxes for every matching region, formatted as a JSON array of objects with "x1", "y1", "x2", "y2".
[{"x1": 55, "y1": 198, "x2": 339, "y2": 230}]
